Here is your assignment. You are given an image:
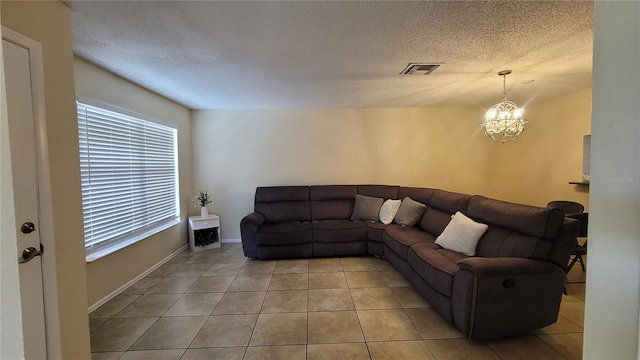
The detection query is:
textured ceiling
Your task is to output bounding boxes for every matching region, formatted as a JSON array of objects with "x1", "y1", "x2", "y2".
[{"x1": 69, "y1": 1, "x2": 593, "y2": 110}]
